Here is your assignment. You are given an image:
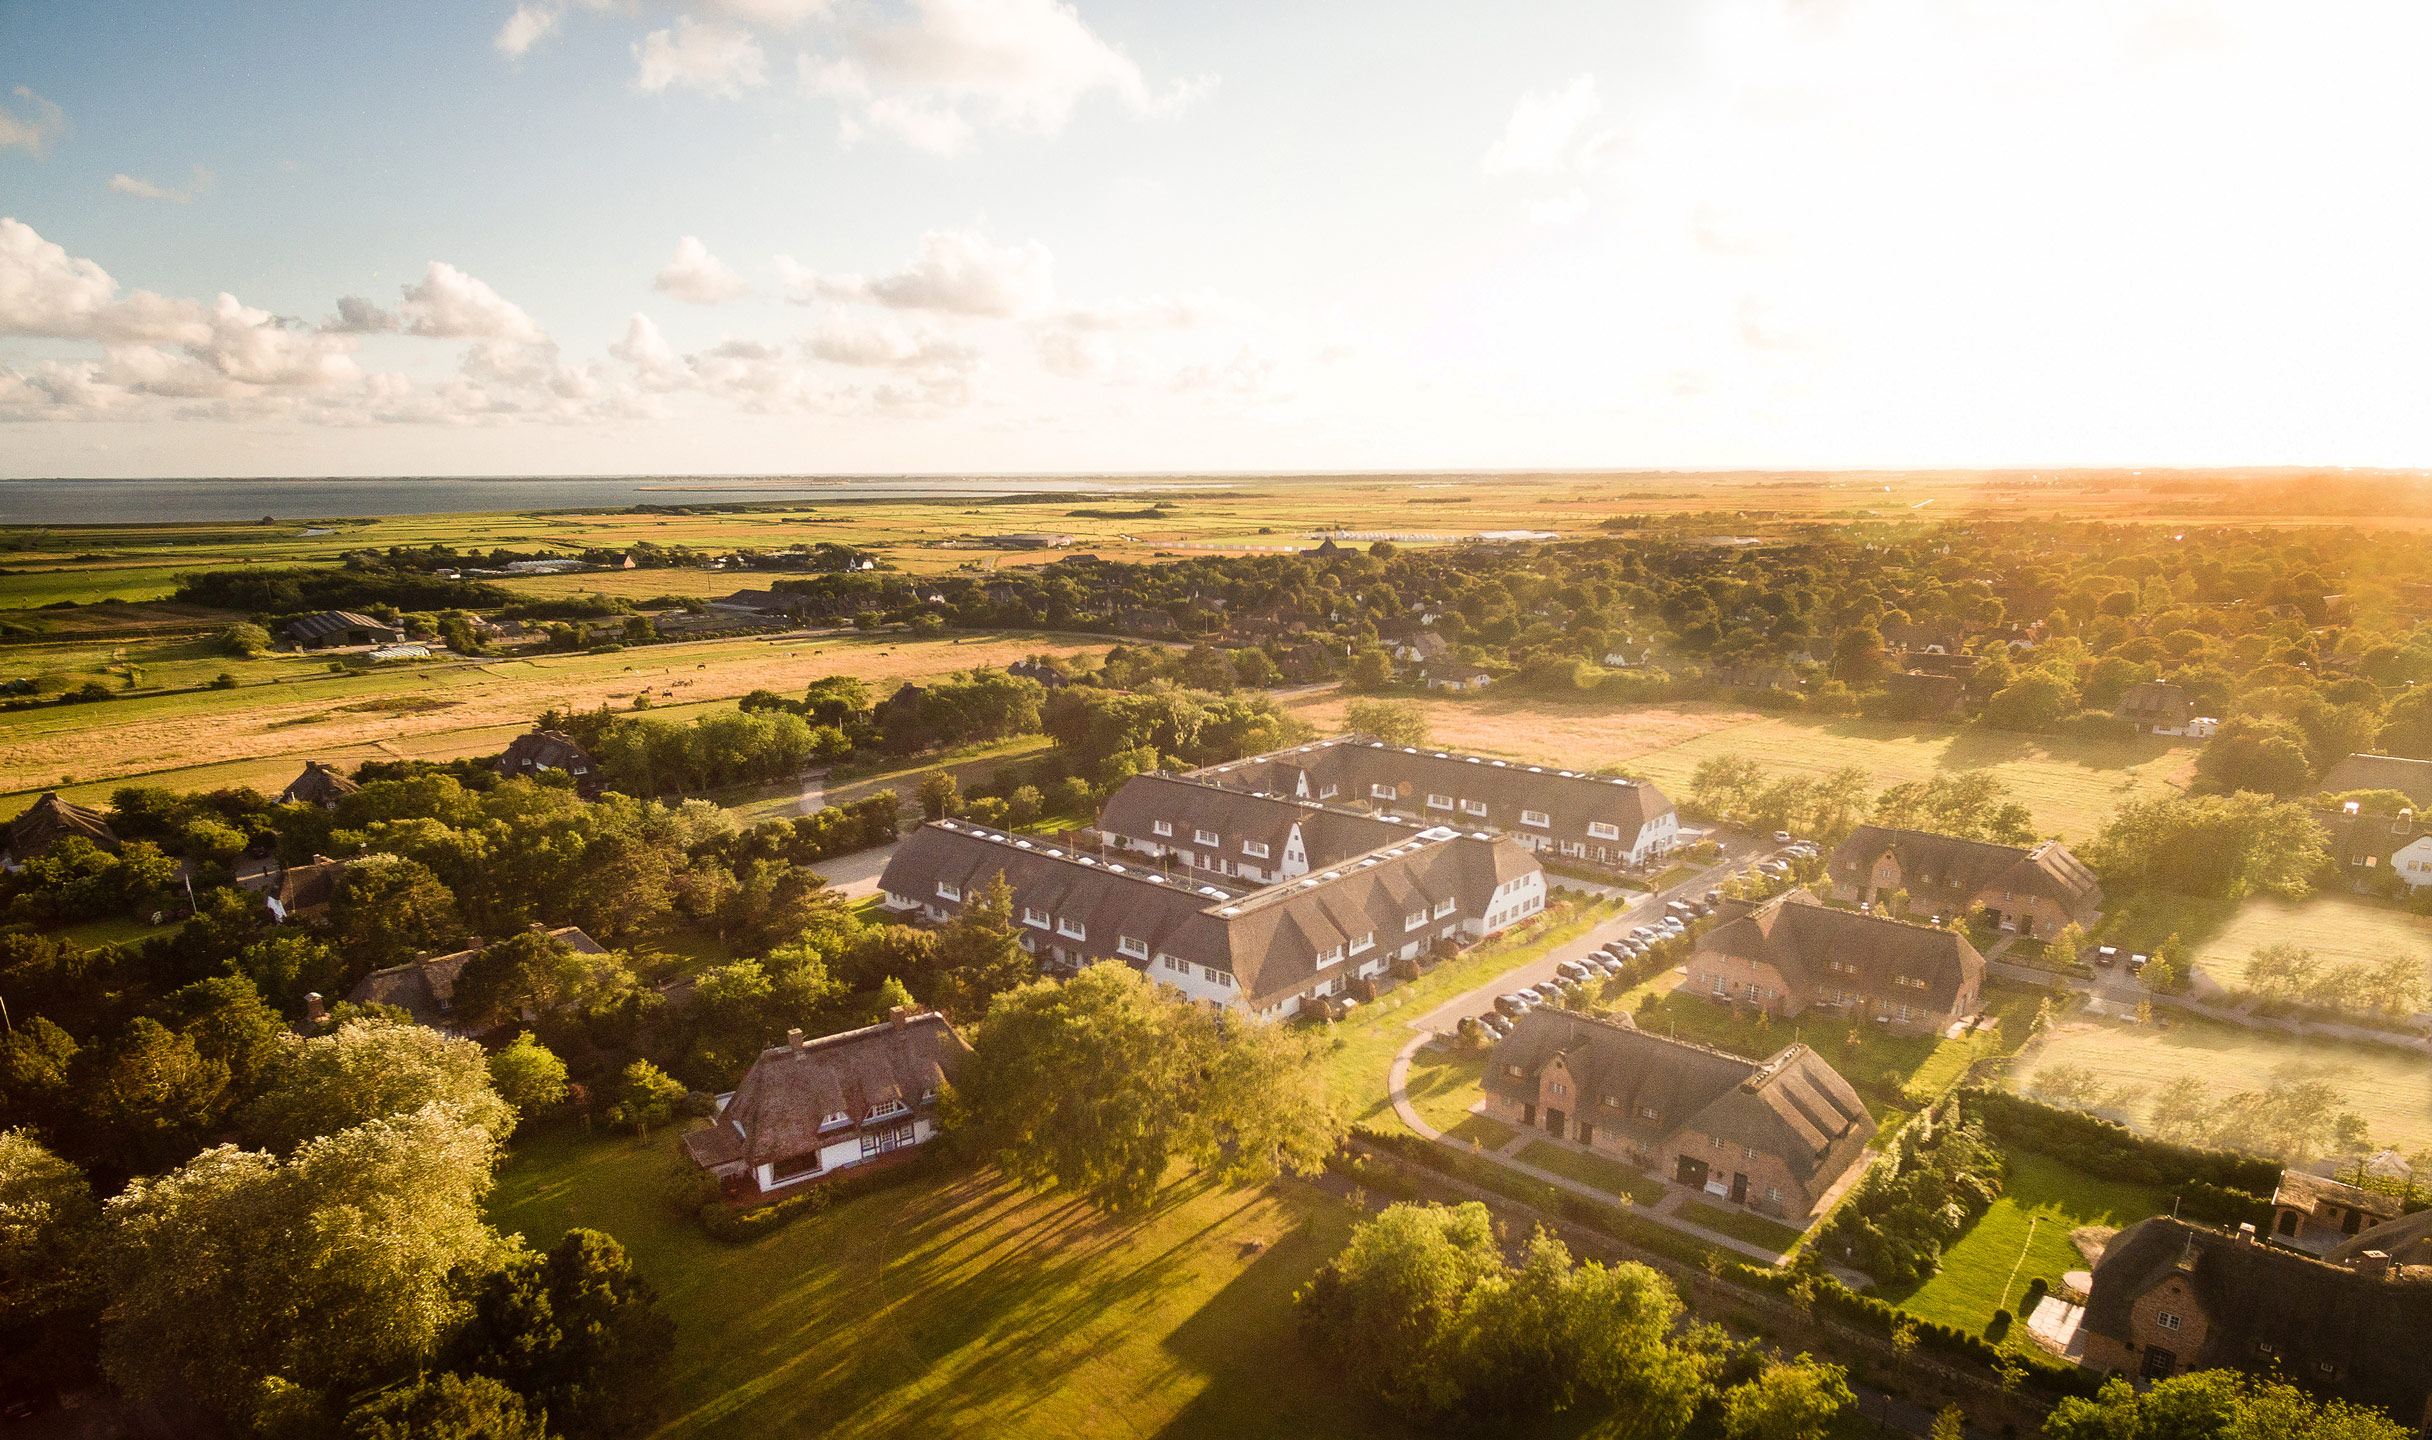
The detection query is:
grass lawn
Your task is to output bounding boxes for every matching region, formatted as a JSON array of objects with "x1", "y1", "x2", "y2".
[
  {"x1": 1631, "y1": 981, "x2": 2042, "y2": 1109},
  {"x1": 1279, "y1": 696, "x2": 2197, "y2": 843},
  {"x1": 1399, "y1": 1048, "x2": 1517, "y2": 1150},
  {"x1": 1674, "y1": 1200, "x2": 1806, "y2": 1252},
  {"x1": 1516, "y1": 1139, "x2": 1667, "y2": 1205},
  {"x1": 489, "y1": 1125, "x2": 1406, "y2": 1440},
  {"x1": 2014, "y1": 1013, "x2": 2432, "y2": 1155},
  {"x1": 1319, "y1": 898, "x2": 1624, "y2": 1128},
  {"x1": 2187, "y1": 894, "x2": 2432, "y2": 996},
  {"x1": 51, "y1": 913, "x2": 179, "y2": 948},
  {"x1": 1885, "y1": 1153, "x2": 2167, "y2": 1334}
]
